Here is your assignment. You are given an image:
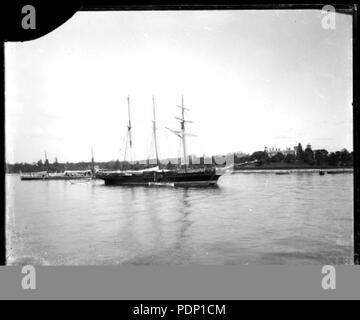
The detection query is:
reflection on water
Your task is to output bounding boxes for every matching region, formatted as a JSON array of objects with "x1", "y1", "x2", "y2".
[{"x1": 6, "y1": 172, "x2": 353, "y2": 265}]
